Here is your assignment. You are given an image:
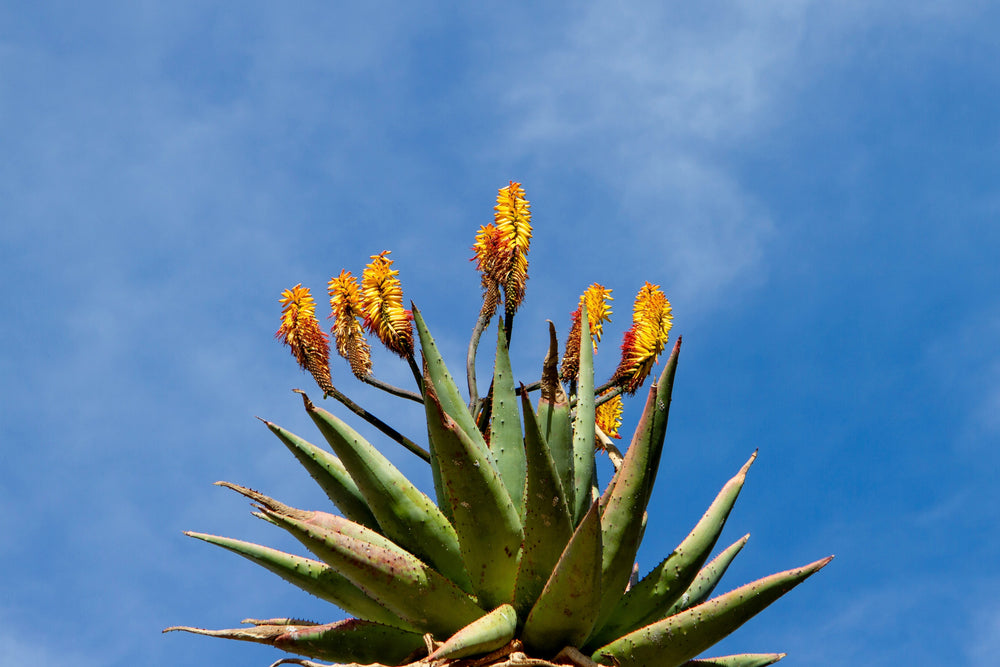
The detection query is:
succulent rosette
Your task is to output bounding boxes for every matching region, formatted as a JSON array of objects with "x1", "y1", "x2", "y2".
[{"x1": 168, "y1": 183, "x2": 830, "y2": 667}]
